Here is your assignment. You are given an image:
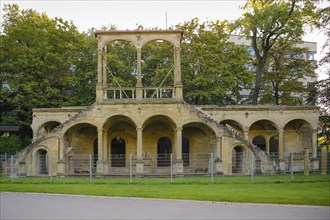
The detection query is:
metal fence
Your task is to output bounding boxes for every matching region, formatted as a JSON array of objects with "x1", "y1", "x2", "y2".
[{"x1": 1, "y1": 150, "x2": 329, "y2": 183}]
